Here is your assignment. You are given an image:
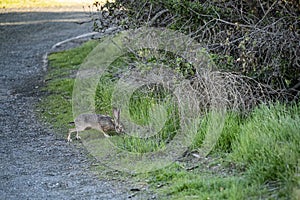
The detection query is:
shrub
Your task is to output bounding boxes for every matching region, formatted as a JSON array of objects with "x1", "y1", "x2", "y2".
[{"x1": 94, "y1": 0, "x2": 300, "y2": 97}]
